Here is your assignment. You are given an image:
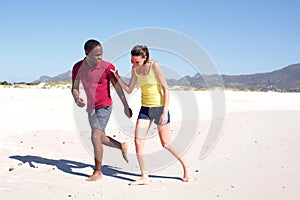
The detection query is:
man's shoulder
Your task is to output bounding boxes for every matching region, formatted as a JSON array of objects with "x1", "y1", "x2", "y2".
[
  {"x1": 101, "y1": 60, "x2": 115, "y2": 71},
  {"x1": 73, "y1": 60, "x2": 84, "y2": 70},
  {"x1": 71, "y1": 60, "x2": 84, "y2": 80},
  {"x1": 101, "y1": 60, "x2": 113, "y2": 66}
]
